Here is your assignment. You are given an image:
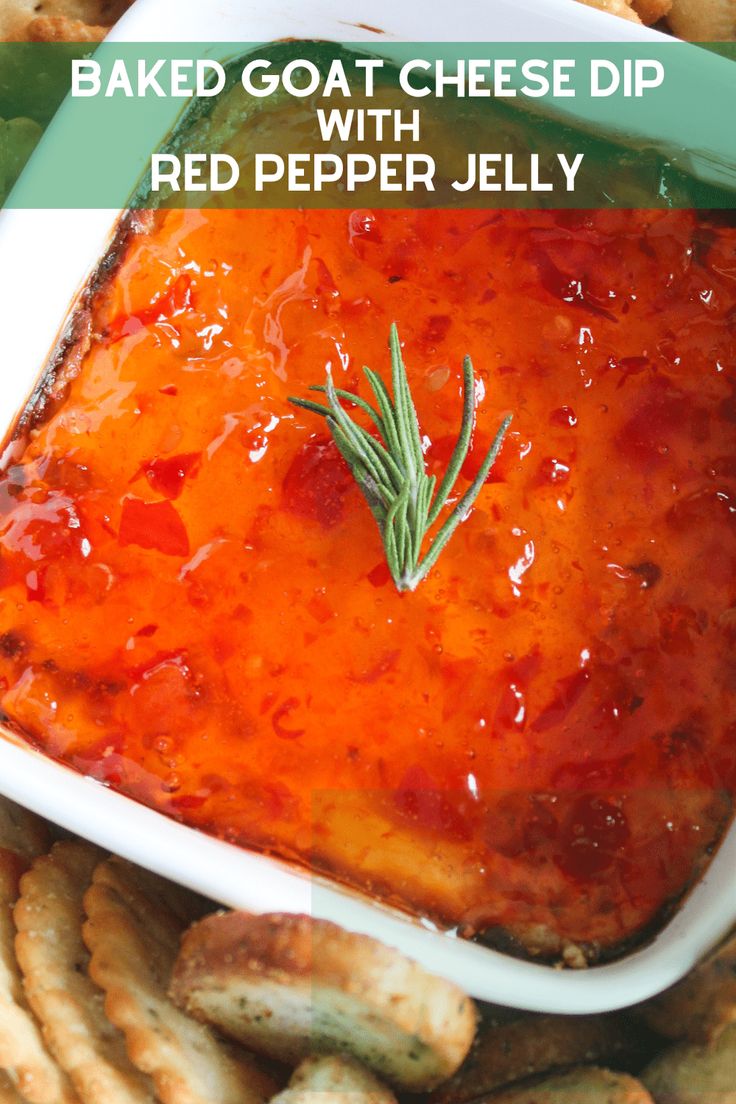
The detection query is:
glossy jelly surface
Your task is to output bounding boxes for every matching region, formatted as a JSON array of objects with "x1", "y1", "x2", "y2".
[{"x1": 0, "y1": 208, "x2": 734, "y2": 960}]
